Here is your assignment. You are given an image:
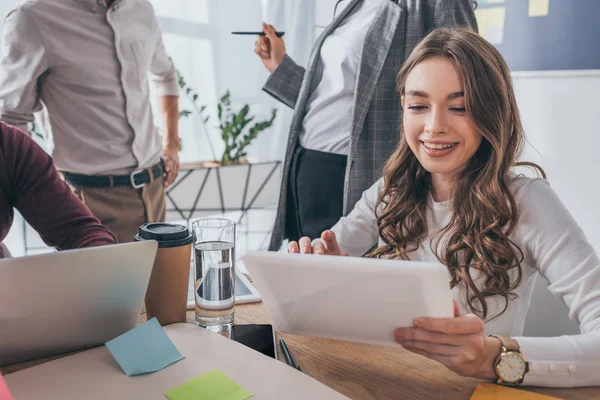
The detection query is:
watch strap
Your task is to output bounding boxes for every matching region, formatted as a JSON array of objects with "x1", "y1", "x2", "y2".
[{"x1": 490, "y1": 334, "x2": 521, "y2": 352}]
